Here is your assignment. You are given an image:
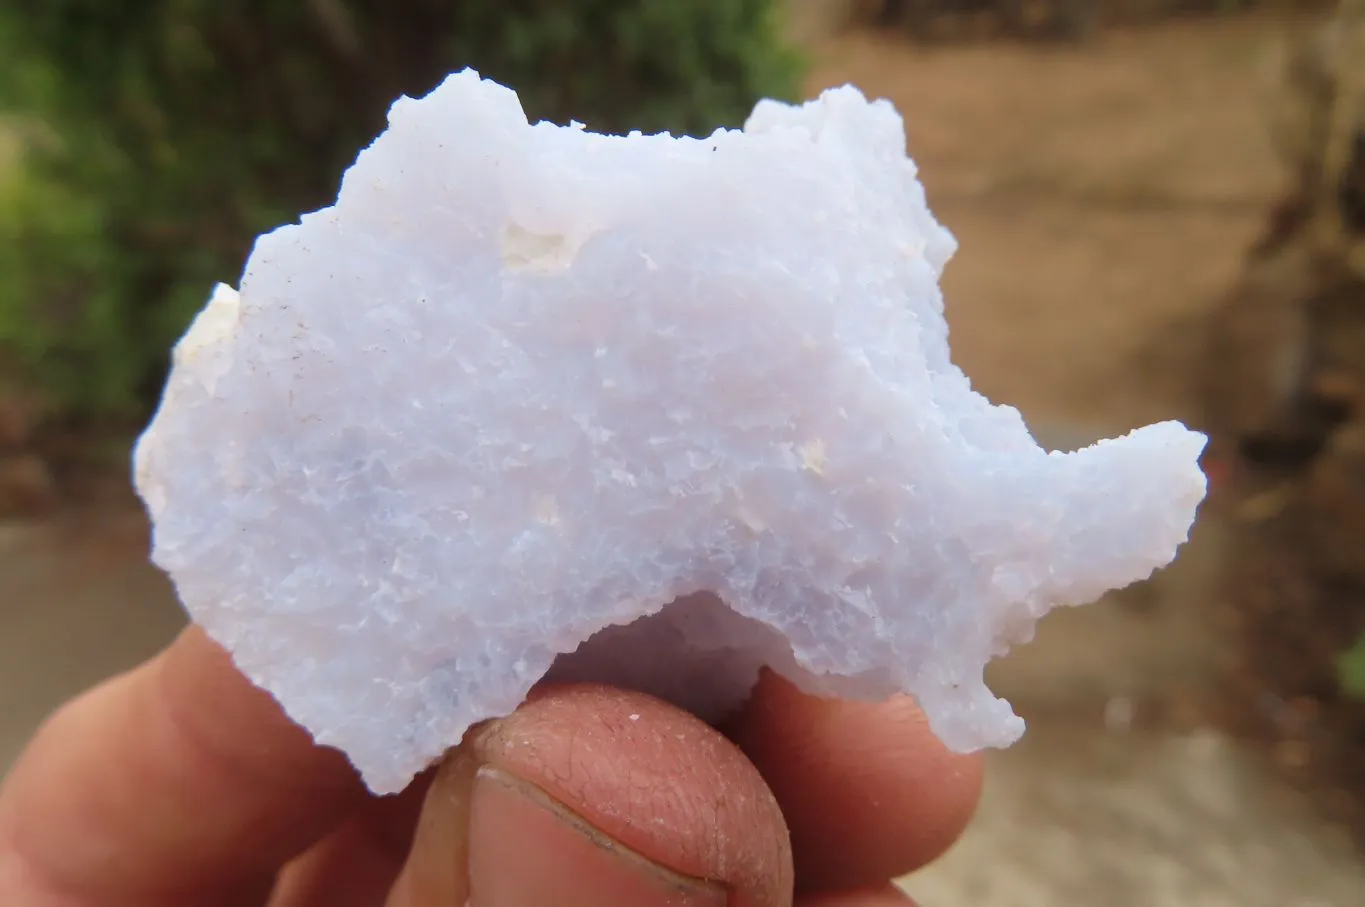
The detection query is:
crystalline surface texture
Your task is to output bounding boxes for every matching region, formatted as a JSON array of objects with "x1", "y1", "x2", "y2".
[{"x1": 134, "y1": 70, "x2": 1208, "y2": 794}]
